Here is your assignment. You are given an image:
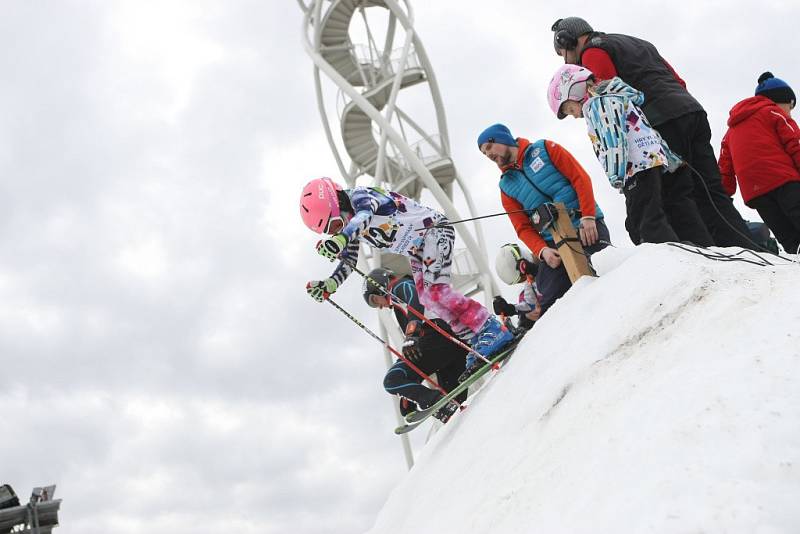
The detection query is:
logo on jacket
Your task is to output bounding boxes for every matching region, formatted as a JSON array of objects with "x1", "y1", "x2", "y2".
[{"x1": 531, "y1": 157, "x2": 545, "y2": 173}]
